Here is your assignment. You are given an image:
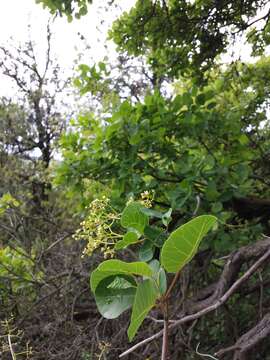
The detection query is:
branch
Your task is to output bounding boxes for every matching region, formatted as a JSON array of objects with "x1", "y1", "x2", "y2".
[
  {"x1": 233, "y1": 7, "x2": 270, "y2": 34},
  {"x1": 42, "y1": 21, "x2": 52, "y2": 81},
  {"x1": 119, "y1": 241, "x2": 270, "y2": 358},
  {"x1": 215, "y1": 312, "x2": 270, "y2": 358},
  {"x1": 186, "y1": 237, "x2": 270, "y2": 313}
]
